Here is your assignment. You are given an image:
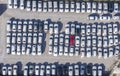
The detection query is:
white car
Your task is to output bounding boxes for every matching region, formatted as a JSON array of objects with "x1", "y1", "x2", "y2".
[
  {"x1": 98, "y1": 36, "x2": 102, "y2": 47},
  {"x1": 108, "y1": 35, "x2": 113, "y2": 46},
  {"x1": 35, "y1": 65, "x2": 40, "y2": 76},
  {"x1": 92, "y1": 36, "x2": 97, "y2": 46},
  {"x1": 59, "y1": 1, "x2": 64, "y2": 12},
  {"x1": 53, "y1": 1, "x2": 58, "y2": 12},
  {"x1": 22, "y1": 21, "x2": 27, "y2": 32},
  {"x1": 38, "y1": 33, "x2": 43, "y2": 44},
  {"x1": 70, "y1": 2, "x2": 75, "y2": 12},
  {"x1": 53, "y1": 46, "x2": 58, "y2": 56},
  {"x1": 20, "y1": 0, "x2": 24, "y2": 10},
  {"x1": 43, "y1": 1, "x2": 48, "y2": 12},
  {"x1": 92, "y1": 47, "x2": 97, "y2": 56},
  {"x1": 40, "y1": 65, "x2": 45, "y2": 76},
  {"x1": 40, "y1": 64, "x2": 45, "y2": 76},
  {"x1": 32, "y1": 45, "x2": 37, "y2": 55},
  {"x1": 81, "y1": 36, "x2": 86, "y2": 47},
  {"x1": 81, "y1": 47, "x2": 85, "y2": 58},
  {"x1": 33, "y1": 34, "x2": 37, "y2": 44},
  {"x1": 49, "y1": 23, "x2": 54, "y2": 34},
  {"x1": 65, "y1": 24, "x2": 70, "y2": 34},
  {"x1": 64, "y1": 46, "x2": 69, "y2": 56},
  {"x1": 8, "y1": 0, "x2": 13, "y2": 9},
  {"x1": 54, "y1": 34, "x2": 59, "y2": 45},
  {"x1": 59, "y1": 34, "x2": 64, "y2": 45},
  {"x1": 49, "y1": 35, "x2": 53, "y2": 45},
  {"x1": 75, "y1": 36, "x2": 80, "y2": 47},
  {"x1": 75, "y1": 47, "x2": 79, "y2": 56},
  {"x1": 7, "y1": 36, "x2": 11, "y2": 44},
  {"x1": 2, "y1": 66, "x2": 7, "y2": 75},
  {"x1": 6, "y1": 46, "x2": 11, "y2": 54},
  {"x1": 114, "y1": 35, "x2": 119, "y2": 45},
  {"x1": 98, "y1": 47, "x2": 102, "y2": 58},
  {"x1": 103, "y1": 3, "x2": 108, "y2": 13},
  {"x1": 86, "y1": 47, "x2": 92, "y2": 57},
  {"x1": 54, "y1": 23, "x2": 59, "y2": 34},
  {"x1": 71, "y1": 24, "x2": 75, "y2": 35},
  {"x1": 102, "y1": 25, "x2": 107, "y2": 36},
  {"x1": 8, "y1": 66, "x2": 12, "y2": 75},
  {"x1": 7, "y1": 20, "x2": 11, "y2": 31},
  {"x1": 68, "y1": 65, "x2": 73, "y2": 76},
  {"x1": 18, "y1": 21, "x2": 22, "y2": 32},
  {"x1": 92, "y1": 2, "x2": 97, "y2": 13},
  {"x1": 46, "y1": 65, "x2": 51, "y2": 76},
  {"x1": 88, "y1": 15, "x2": 98, "y2": 20},
  {"x1": 81, "y1": 25, "x2": 86, "y2": 36},
  {"x1": 103, "y1": 36, "x2": 108, "y2": 47},
  {"x1": 109, "y1": 47, "x2": 114, "y2": 57},
  {"x1": 59, "y1": 45, "x2": 63, "y2": 56},
  {"x1": 28, "y1": 20, "x2": 33, "y2": 32},
  {"x1": 13, "y1": 0, "x2": 18, "y2": 9},
  {"x1": 86, "y1": 25, "x2": 91, "y2": 35},
  {"x1": 29, "y1": 65, "x2": 34, "y2": 75},
  {"x1": 81, "y1": 2, "x2": 86, "y2": 13},
  {"x1": 65, "y1": 35, "x2": 69, "y2": 46},
  {"x1": 114, "y1": 3, "x2": 119, "y2": 12},
  {"x1": 92, "y1": 65, "x2": 97, "y2": 76},
  {"x1": 98, "y1": 2, "x2": 102, "y2": 13},
  {"x1": 44, "y1": 20, "x2": 49, "y2": 32},
  {"x1": 108, "y1": 24, "x2": 113, "y2": 35},
  {"x1": 11, "y1": 44, "x2": 16, "y2": 55},
  {"x1": 92, "y1": 24, "x2": 96, "y2": 35},
  {"x1": 86, "y1": 2, "x2": 91, "y2": 13},
  {"x1": 12, "y1": 21, "x2": 17, "y2": 32},
  {"x1": 38, "y1": 1, "x2": 42, "y2": 12},
  {"x1": 51, "y1": 64, "x2": 56, "y2": 75},
  {"x1": 24, "y1": 65, "x2": 28, "y2": 76},
  {"x1": 113, "y1": 23, "x2": 118, "y2": 34},
  {"x1": 37, "y1": 45, "x2": 42, "y2": 55},
  {"x1": 13, "y1": 65, "x2": 18, "y2": 76},
  {"x1": 87, "y1": 36, "x2": 91, "y2": 47},
  {"x1": 114, "y1": 46, "x2": 120, "y2": 56},
  {"x1": 26, "y1": 45, "x2": 31, "y2": 55},
  {"x1": 49, "y1": 45, "x2": 53, "y2": 55},
  {"x1": 16, "y1": 44, "x2": 21, "y2": 55},
  {"x1": 74, "y1": 65, "x2": 79, "y2": 76},
  {"x1": 27, "y1": 33, "x2": 32, "y2": 44},
  {"x1": 48, "y1": 1, "x2": 52, "y2": 12},
  {"x1": 69, "y1": 47, "x2": 74, "y2": 56},
  {"x1": 26, "y1": 0, "x2": 31, "y2": 11},
  {"x1": 76, "y1": 2, "x2": 80, "y2": 13},
  {"x1": 100, "y1": 15, "x2": 111, "y2": 20},
  {"x1": 103, "y1": 48, "x2": 108, "y2": 59},
  {"x1": 98, "y1": 66, "x2": 103, "y2": 76},
  {"x1": 65, "y1": 1, "x2": 69, "y2": 12},
  {"x1": 21, "y1": 45, "x2": 26, "y2": 55},
  {"x1": 113, "y1": 15, "x2": 120, "y2": 20}
]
